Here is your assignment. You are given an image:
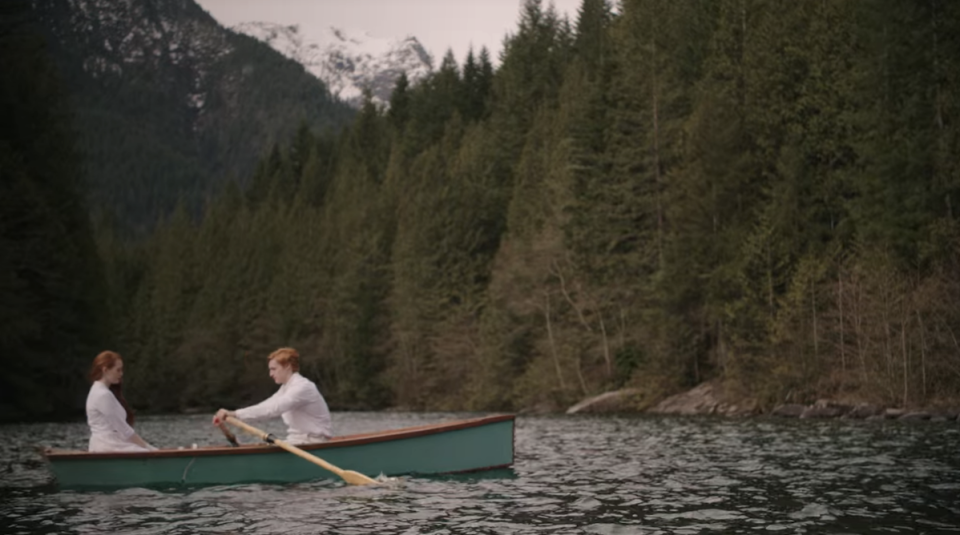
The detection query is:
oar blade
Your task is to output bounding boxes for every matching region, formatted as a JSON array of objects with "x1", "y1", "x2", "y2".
[{"x1": 341, "y1": 470, "x2": 378, "y2": 486}]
